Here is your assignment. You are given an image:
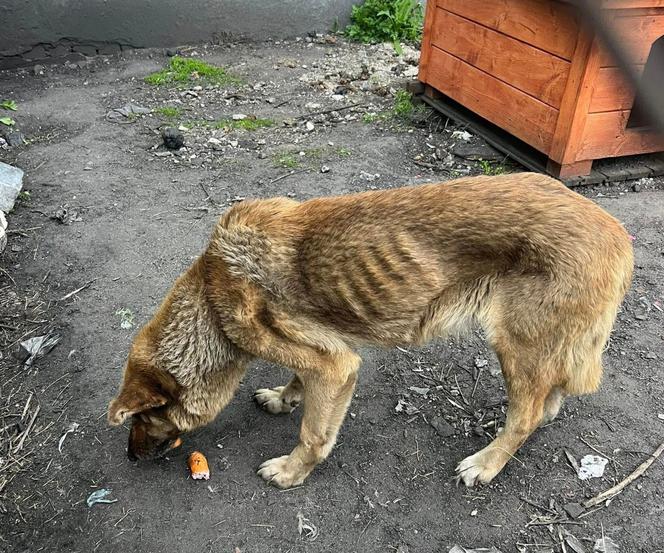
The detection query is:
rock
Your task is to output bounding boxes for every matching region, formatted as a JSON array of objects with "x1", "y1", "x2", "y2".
[
  {"x1": 232, "y1": 113, "x2": 247, "y2": 120},
  {"x1": 4, "y1": 131, "x2": 26, "y2": 147},
  {"x1": 453, "y1": 142, "x2": 503, "y2": 162},
  {"x1": 0, "y1": 161, "x2": 24, "y2": 211},
  {"x1": 266, "y1": 97, "x2": 277, "y2": 104},
  {"x1": 320, "y1": 165, "x2": 330, "y2": 173},
  {"x1": 33, "y1": 64, "x2": 45, "y2": 75},
  {"x1": 563, "y1": 502, "x2": 585, "y2": 519},
  {"x1": 451, "y1": 130, "x2": 473, "y2": 142},
  {"x1": 0, "y1": 211, "x2": 7, "y2": 253},
  {"x1": 632, "y1": 183, "x2": 641, "y2": 192},
  {"x1": 166, "y1": 48, "x2": 181, "y2": 57},
  {"x1": 107, "y1": 103, "x2": 150, "y2": 121},
  {"x1": 305, "y1": 102, "x2": 322, "y2": 110},
  {"x1": 161, "y1": 127, "x2": 184, "y2": 150},
  {"x1": 645, "y1": 352, "x2": 657, "y2": 359},
  {"x1": 430, "y1": 416, "x2": 456, "y2": 438},
  {"x1": 305, "y1": 121, "x2": 315, "y2": 132}
]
